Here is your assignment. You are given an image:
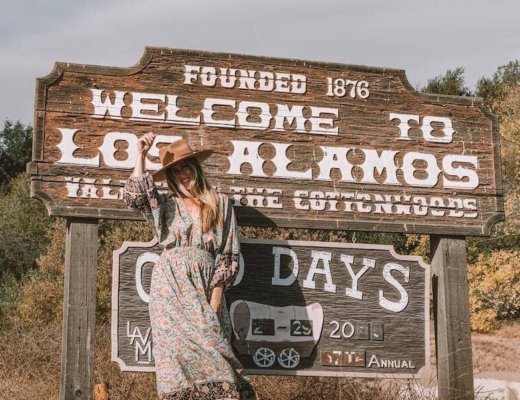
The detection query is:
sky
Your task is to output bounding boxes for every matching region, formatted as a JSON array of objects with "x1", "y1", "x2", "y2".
[{"x1": 1, "y1": 0, "x2": 519, "y2": 126}]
